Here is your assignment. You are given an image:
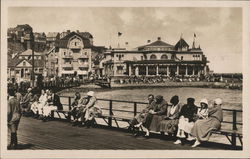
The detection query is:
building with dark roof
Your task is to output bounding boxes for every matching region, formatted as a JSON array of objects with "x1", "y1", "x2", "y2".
[{"x1": 101, "y1": 36, "x2": 209, "y2": 77}]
